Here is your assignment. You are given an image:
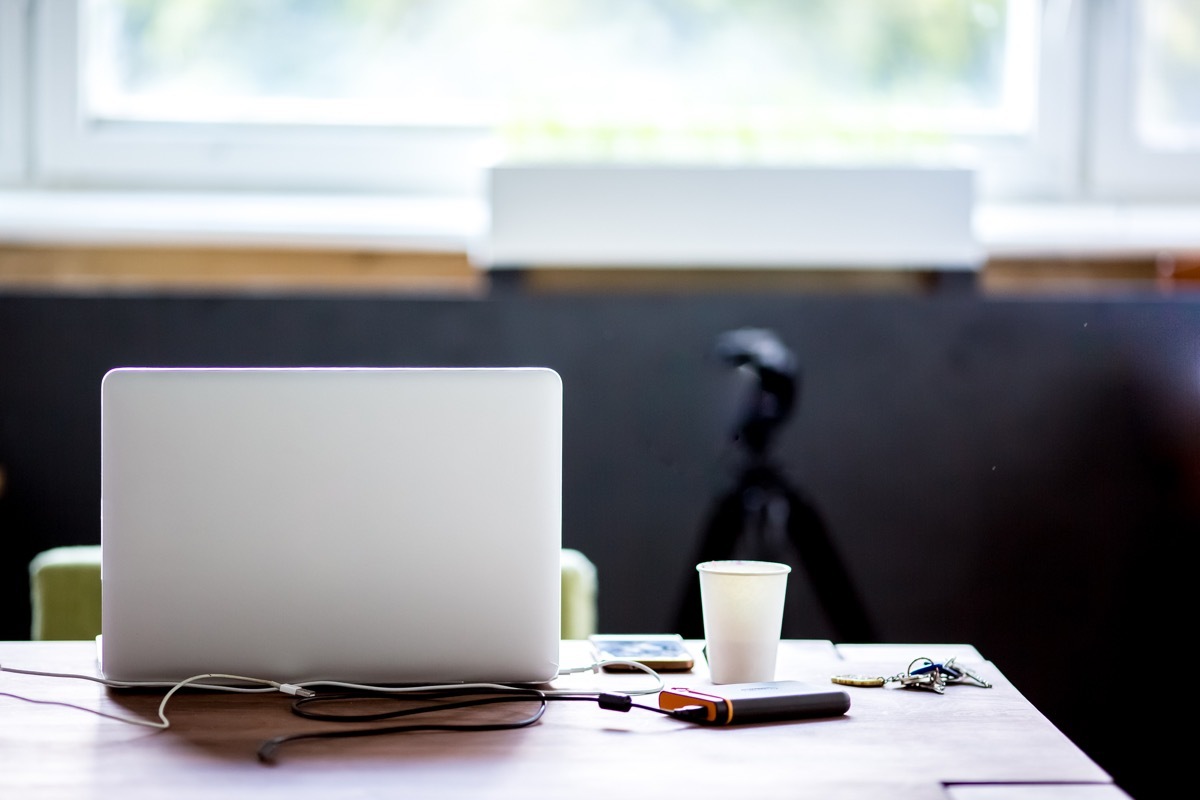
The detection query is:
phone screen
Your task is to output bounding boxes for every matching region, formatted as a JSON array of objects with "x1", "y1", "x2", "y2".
[{"x1": 589, "y1": 635, "x2": 695, "y2": 671}]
